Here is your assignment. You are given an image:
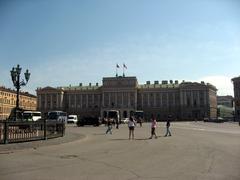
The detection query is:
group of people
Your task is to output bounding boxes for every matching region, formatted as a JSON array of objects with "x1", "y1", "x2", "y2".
[{"x1": 106, "y1": 115, "x2": 172, "y2": 140}]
